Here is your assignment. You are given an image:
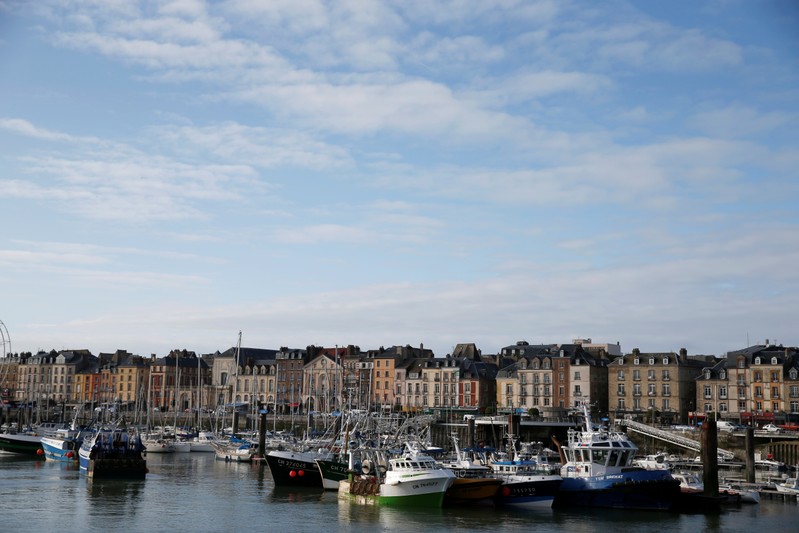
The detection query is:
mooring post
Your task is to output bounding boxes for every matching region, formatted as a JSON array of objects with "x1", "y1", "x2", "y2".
[
  {"x1": 745, "y1": 426, "x2": 755, "y2": 483},
  {"x1": 701, "y1": 418, "x2": 719, "y2": 497}
]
